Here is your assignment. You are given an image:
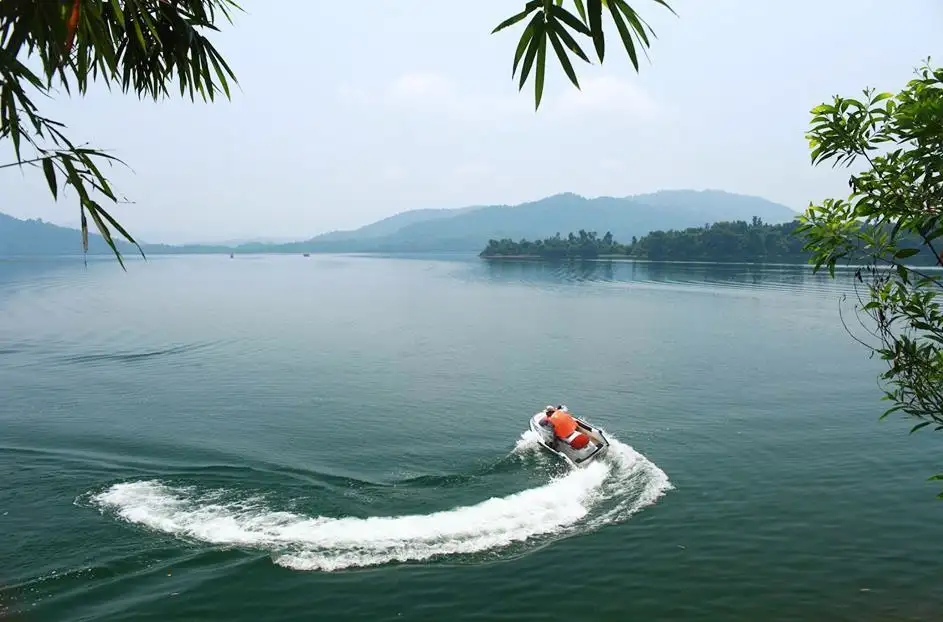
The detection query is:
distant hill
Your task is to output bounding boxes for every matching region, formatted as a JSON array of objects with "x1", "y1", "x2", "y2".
[
  {"x1": 0, "y1": 189, "x2": 798, "y2": 256},
  {"x1": 274, "y1": 189, "x2": 798, "y2": 253},
  {"x1": 0, "y1": 212, "x2": 119, "y2": 256},
  {"x1": 311, "y1": 205, "x2": 482, "y2": 242}
]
